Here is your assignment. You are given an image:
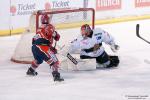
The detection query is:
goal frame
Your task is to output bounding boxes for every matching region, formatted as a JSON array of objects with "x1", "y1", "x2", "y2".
[
  {"x1": 11, "y1": 8, "x2": 95, "y2": 64},
  {"x1": 36, "y1": 8, "x2": 95, "y2": 32}
]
